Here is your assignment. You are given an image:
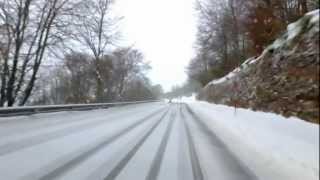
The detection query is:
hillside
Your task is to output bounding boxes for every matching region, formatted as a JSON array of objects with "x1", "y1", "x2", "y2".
[{"x1": 198, "y1": 10, "x2": 320, "y2": 124}]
